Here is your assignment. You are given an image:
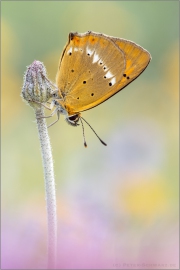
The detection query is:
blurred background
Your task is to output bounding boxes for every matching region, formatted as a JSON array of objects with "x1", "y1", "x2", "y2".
[{"x1": 1, "y1": 1, "x2": 179, "y2": 269}]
